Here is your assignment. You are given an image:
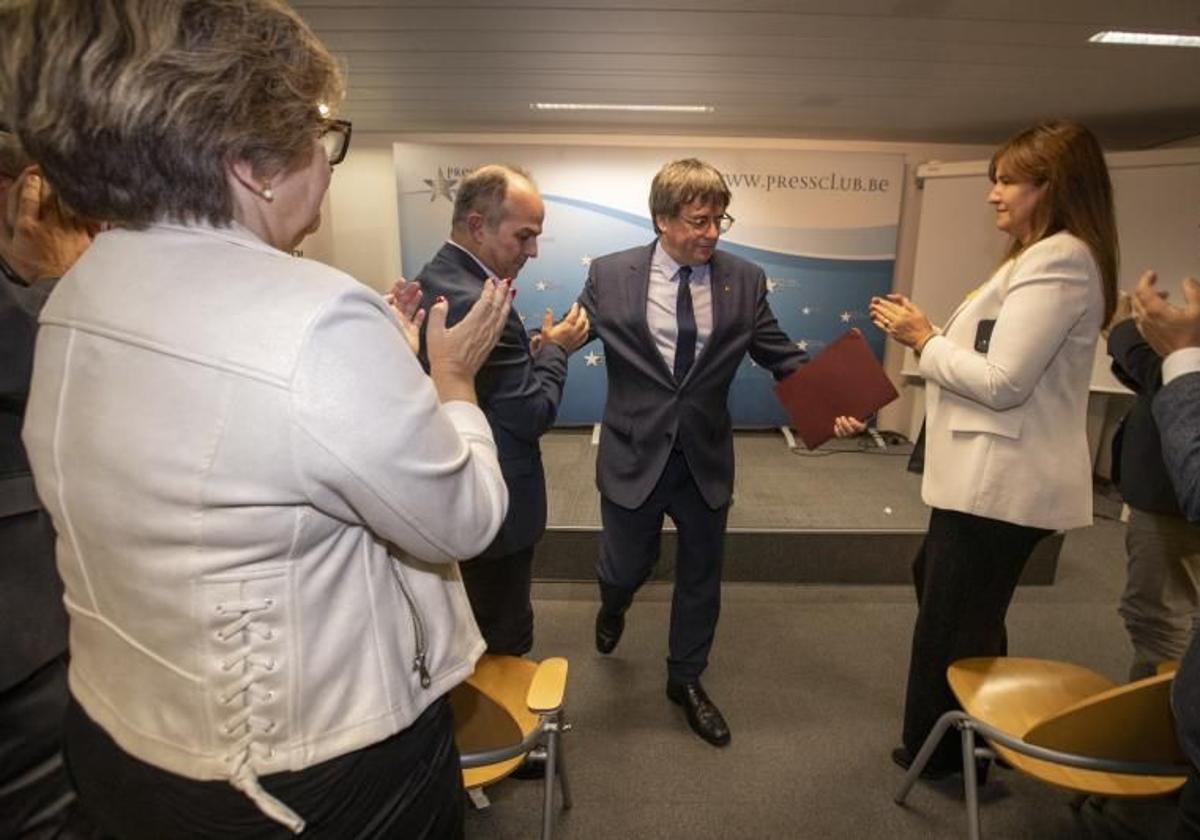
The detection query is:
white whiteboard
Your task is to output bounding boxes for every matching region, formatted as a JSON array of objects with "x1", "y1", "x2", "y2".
[{"x1": 908, "y1": 147, "x2": 1200, "y2": 392}]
